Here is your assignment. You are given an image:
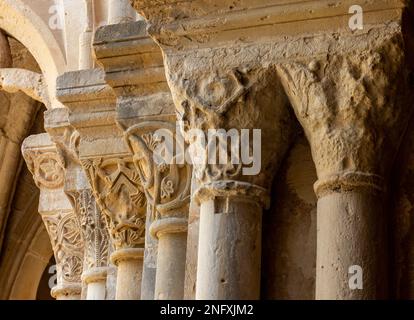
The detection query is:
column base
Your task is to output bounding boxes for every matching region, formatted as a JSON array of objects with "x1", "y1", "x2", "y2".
[
  {"x1": 150, "y1": 217, "x2": 188, "y2": 239},
  {"x1": 51, "y1": 284, "x2": 82, "y2": 300}
]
